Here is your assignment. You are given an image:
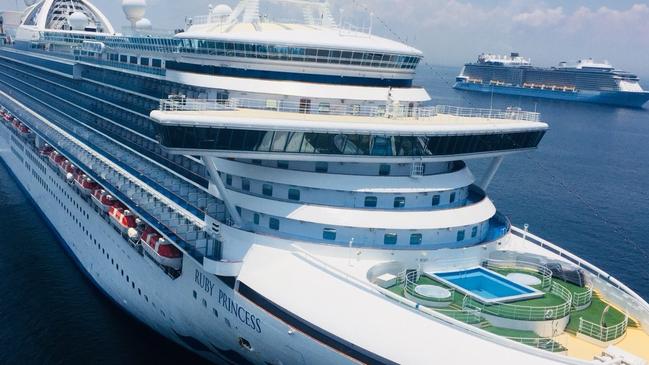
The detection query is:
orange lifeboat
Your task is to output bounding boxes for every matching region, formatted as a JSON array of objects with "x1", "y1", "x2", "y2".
[
  {"x1": 38, "y1": 145, "x2": 54, "y2": 157},
  {"x1": 141, "y1": 227, "x2": 182, "y2": 270},
  {"x1": 91, "y1": 189, "x2": 116, "y2": 213},
  {"x1": 74, "y1": 173, "x2": 98, "y2": 196},
  {"x1": 17, "y1": 123, "x2": 30, "y2": 136},
  {"x1": 108, "y1": 206, "x2": 137, "y2": 234},
  {"x1": 48, "y1": 151, "x2": 65, "y2": 167}
]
